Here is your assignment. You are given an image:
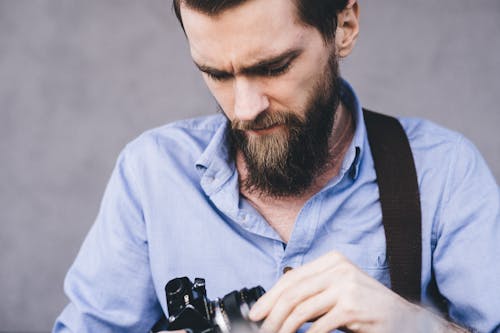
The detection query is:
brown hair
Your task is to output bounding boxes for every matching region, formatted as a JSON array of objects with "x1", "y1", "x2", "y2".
[{"x1": 173, "y1": 0, "x2": 349, "y2": 41}]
